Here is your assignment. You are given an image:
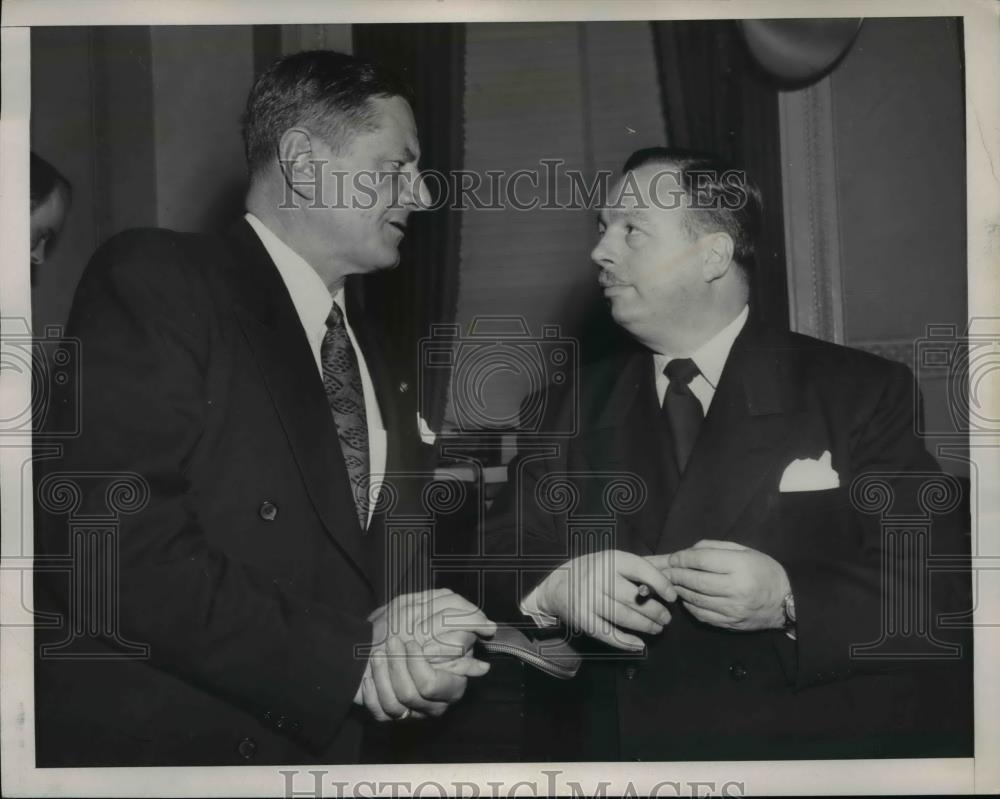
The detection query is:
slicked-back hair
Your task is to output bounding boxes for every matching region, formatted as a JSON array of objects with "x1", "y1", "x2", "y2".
[
  {"x1": 241, "y1": 50, "x2": 411, "y2": 175},
  {"x1": 622, "y1": 146, "x2": 762, "y2": 274},
  {"x1": 30, "y1": 152, "x2": 70, "y2": 210}
]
